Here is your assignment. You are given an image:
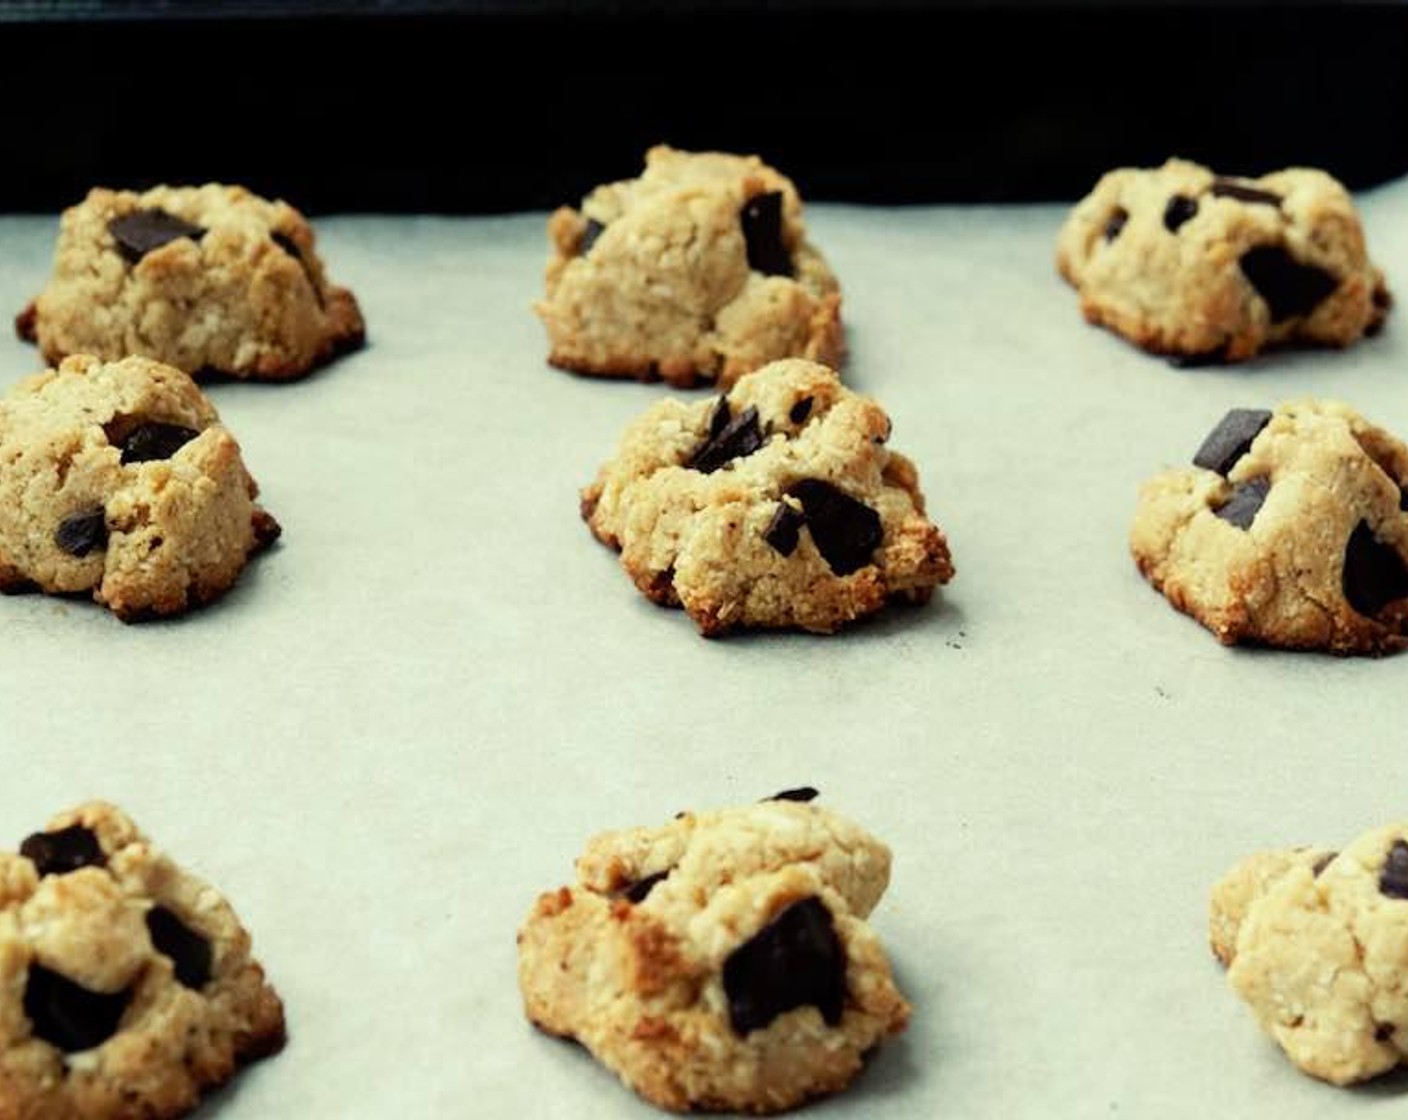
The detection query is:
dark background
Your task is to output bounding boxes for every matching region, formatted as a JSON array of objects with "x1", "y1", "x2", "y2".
[{"x1": 1, "y1": 0, "x2": 1405, "y2": 213}]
